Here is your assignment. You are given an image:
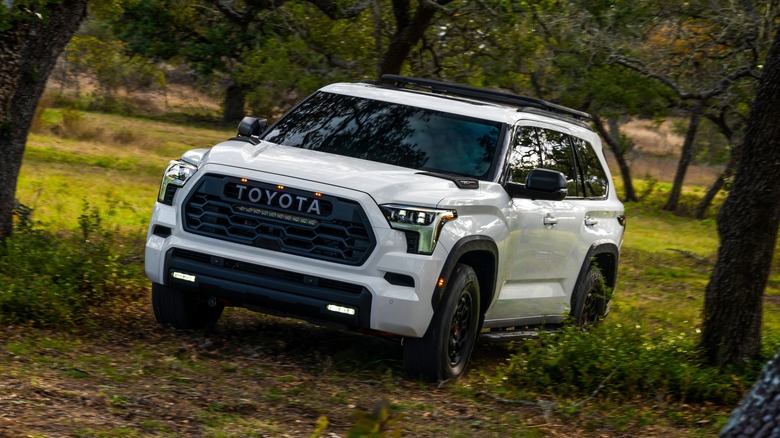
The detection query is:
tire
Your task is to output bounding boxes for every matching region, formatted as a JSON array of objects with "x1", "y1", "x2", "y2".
[
  {"x1": 571, "y1": 265, "x2": 608, "y2": 327},
  {"x1": 151, "y1": 282, "x2": 224, "y2": 330},
  {"x1": 403, "y1": 264, "x2": 480, "y2": 381}
]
